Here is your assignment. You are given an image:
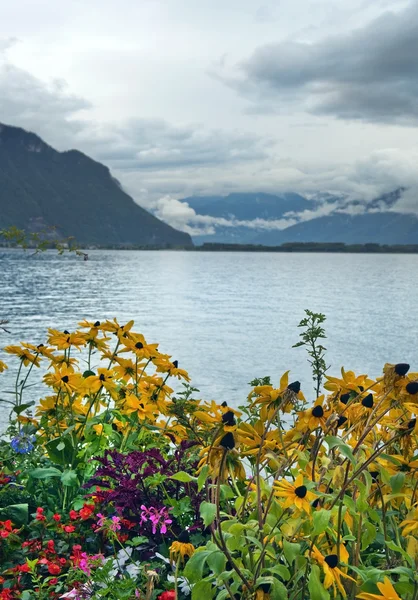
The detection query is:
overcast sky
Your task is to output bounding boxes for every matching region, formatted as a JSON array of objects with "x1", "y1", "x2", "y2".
[{"x1": 1, "y1": 0, "x2": 418, "y2": 231}]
